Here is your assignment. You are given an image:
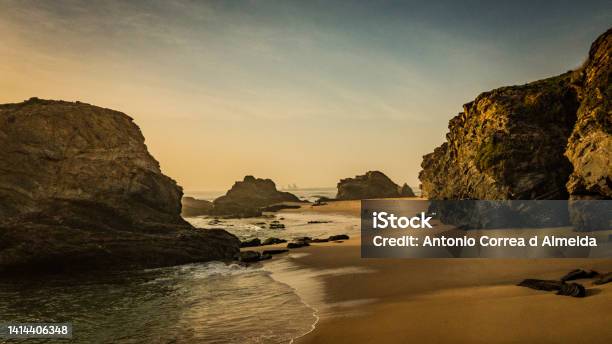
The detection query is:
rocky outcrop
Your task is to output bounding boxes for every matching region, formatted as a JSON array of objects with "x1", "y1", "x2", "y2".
[
  {"x1": 211, "y1": 176, "x2": 300, "y2": 217},
  {"x1": 181, "y1": 196, "x2": 213, "y2": 217},
  {"x1": 0, "y1": 98, "x2": 239, "y2": 273},
  {"x1": 565, "y1": 29, "x2": 612, "y2": 200},
  {"x1": 419, "y1": 29, "x2": 611, "y2": 229},
  {"x1": 419, "y1": 73, "x2": 579, "y2": 200},
  {"x1": 336, "y1": 171, "x2": 415, "y2": 200}
]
